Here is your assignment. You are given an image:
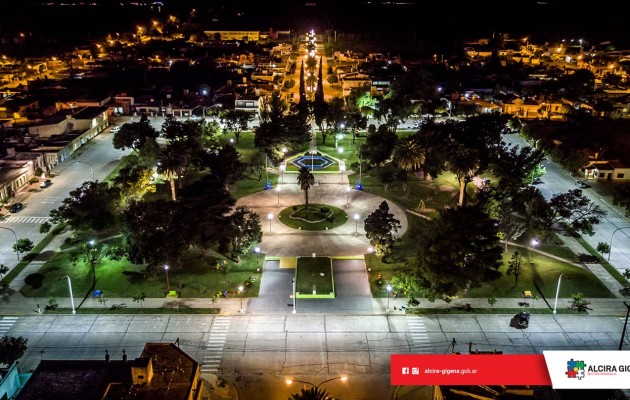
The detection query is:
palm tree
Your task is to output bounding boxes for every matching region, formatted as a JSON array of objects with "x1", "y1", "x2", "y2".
[
  {"x1": 449, "y1": 147, "x2": 479, "y2": 207},
  {"x1": 290, "y1": 387, "x2": 332, "y2": 400},
  {"x1": 297, "y1": 166, "x2": 315, "y2": 210},
  {"x1": 0, "y1": 264, "x2": 8, "y2": 280},
  {"x1": 157, "y1": 146, "x2": 185, "y2": 201},
  {"x1": 393, "y1": 137, "x2": 425, "y2": 173}
]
